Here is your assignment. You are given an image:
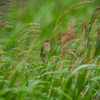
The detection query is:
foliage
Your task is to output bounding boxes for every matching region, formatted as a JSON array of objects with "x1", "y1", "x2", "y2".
[{"x1": 0, "y1": 0, "x2": 100, "y2": 100}]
